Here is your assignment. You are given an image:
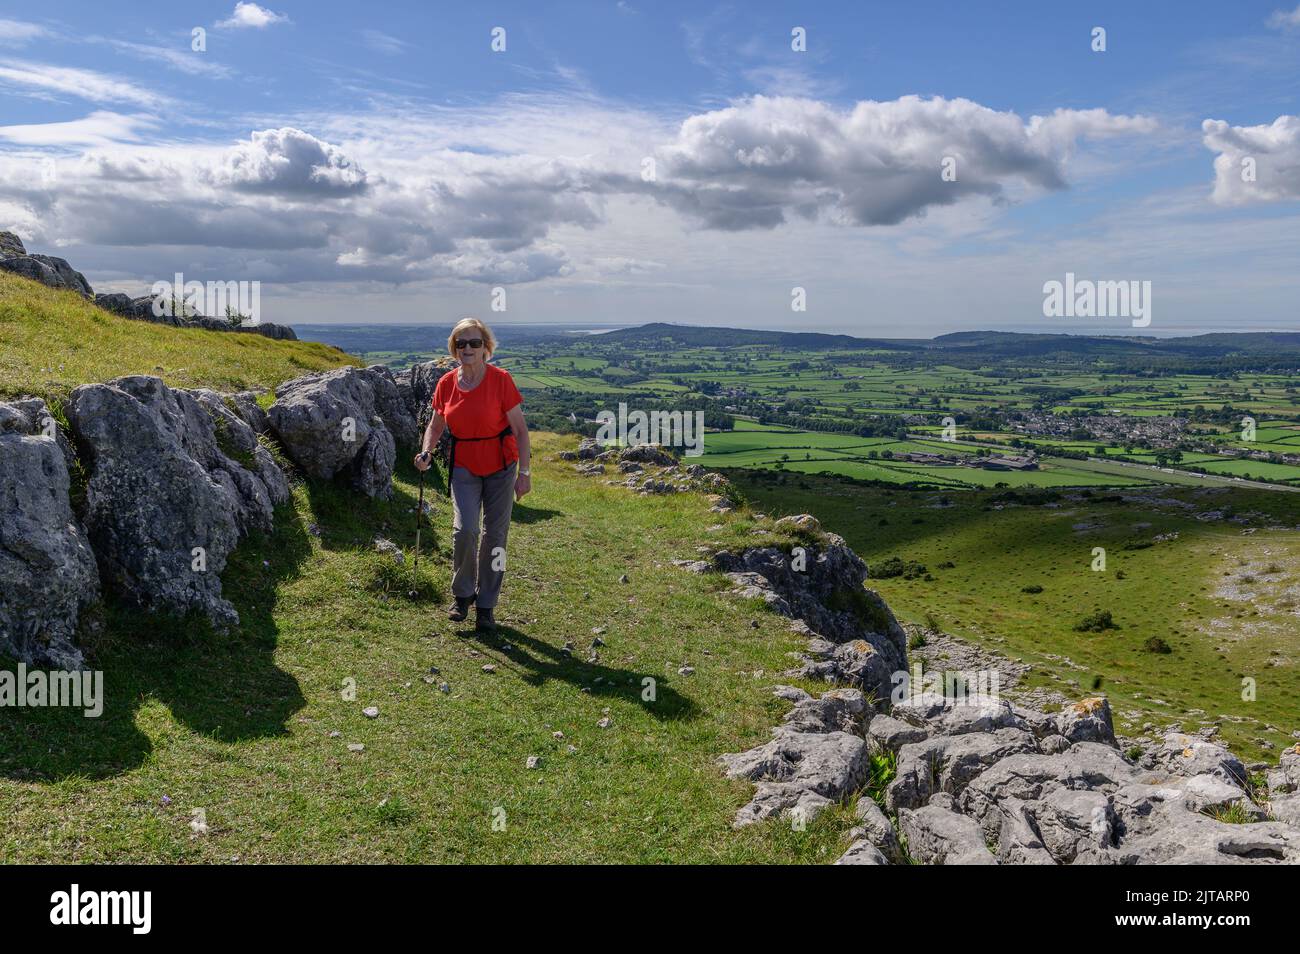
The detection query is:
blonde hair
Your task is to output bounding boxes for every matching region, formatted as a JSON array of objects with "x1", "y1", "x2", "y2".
[{"x1": 447, "y1": 317, "x2": 496, "y2": 359}]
